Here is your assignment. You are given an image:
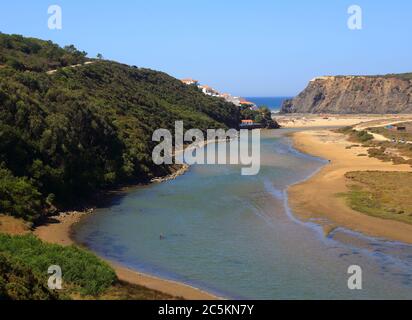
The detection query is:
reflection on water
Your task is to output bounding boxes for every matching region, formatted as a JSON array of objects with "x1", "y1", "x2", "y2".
[{"x1": 74, "y1": 129, "x2": 412, "y2": 299}]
